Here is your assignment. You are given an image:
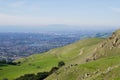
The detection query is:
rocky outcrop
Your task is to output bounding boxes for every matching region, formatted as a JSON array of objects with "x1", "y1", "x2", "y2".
[{"x1": 85, "y1": 29, "x2": 120, "y2": 62}]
